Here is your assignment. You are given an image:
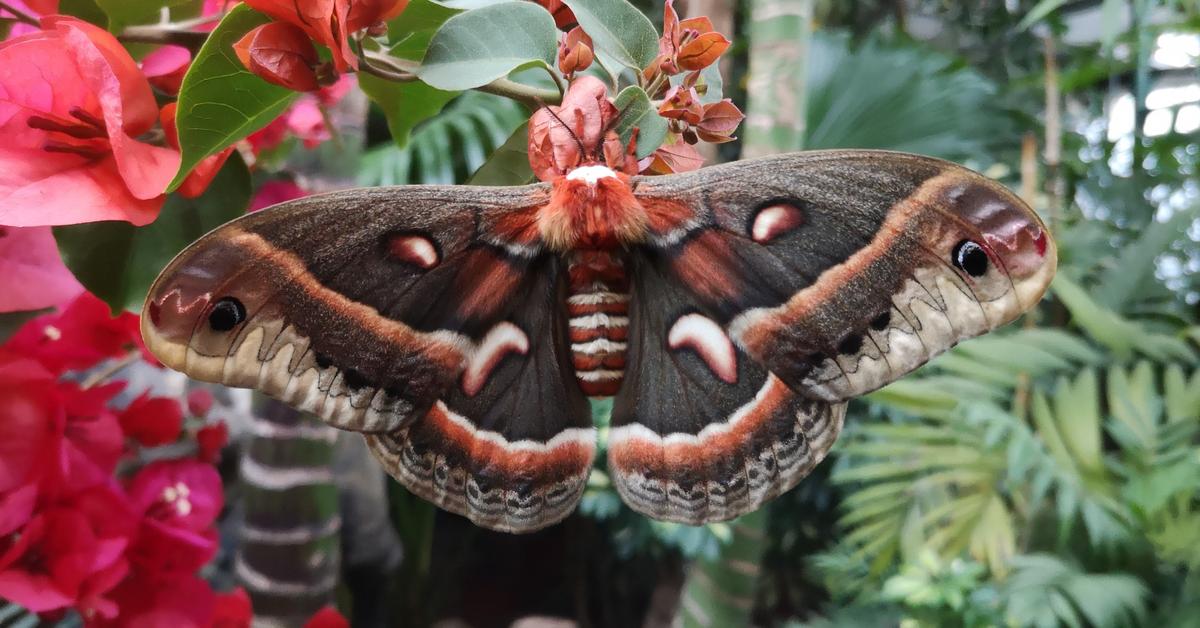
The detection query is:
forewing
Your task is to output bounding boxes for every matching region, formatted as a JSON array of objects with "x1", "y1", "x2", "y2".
[
  {"x1": 142, "y1": 185, "x2": 551, "y2": 433},
  {"x1": 608, "y1": 252, "x2": 846, "y2": 524},
  {"x1": 631, "y1": 150, "x2": 1056, "y2": 402}
]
